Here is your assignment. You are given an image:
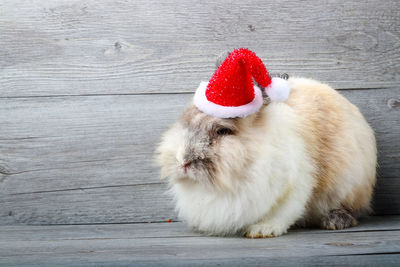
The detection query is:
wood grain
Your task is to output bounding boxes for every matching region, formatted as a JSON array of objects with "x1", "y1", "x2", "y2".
[
  {"x1": 1, "y1": 216, "x2": 399, "y2": 241},
  {"x1": 1, "y1": 1, "x2": 398, "y2": 264},
  {"x1": 0, "y1": 88, "x2": 398, "y2": 225},
  {"x1": 0, "y1": 183, "x2": 176, "y2": 225},
  {"x1": 1, "y1": 0, "x2": 399, "y2": 97},
  {"x1": 0, "y1": 217, "x2": 399, "y2": 266}
]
